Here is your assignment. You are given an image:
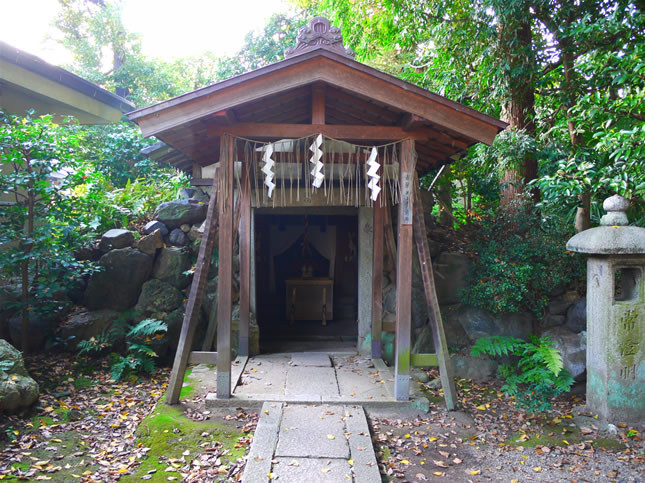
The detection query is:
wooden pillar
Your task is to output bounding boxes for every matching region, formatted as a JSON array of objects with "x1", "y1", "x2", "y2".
[
  {"x1": 239, "y1": 159, "x2": 251, "y2": 357},
  {"x1": 217, "y1": 134, "x2": 234, "y2": 399},
  {"x1": 394, "y1": 139, "x2": 415, "y2": 401},
  {"x1": 371, "y1": 194, "x2": 384, "y2": 359}
]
